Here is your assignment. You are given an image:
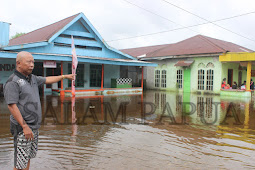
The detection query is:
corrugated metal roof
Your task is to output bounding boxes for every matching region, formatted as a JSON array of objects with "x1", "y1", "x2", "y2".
[
  {"x1": 8, "y1": 13, "x2": 80, "y2": 46},
  {"x1": 121, "y1": 35, "x2": 253, "y2": 59},
  {"x1": 145, "y1": 35, "x2": 253, "y2": 58}
]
